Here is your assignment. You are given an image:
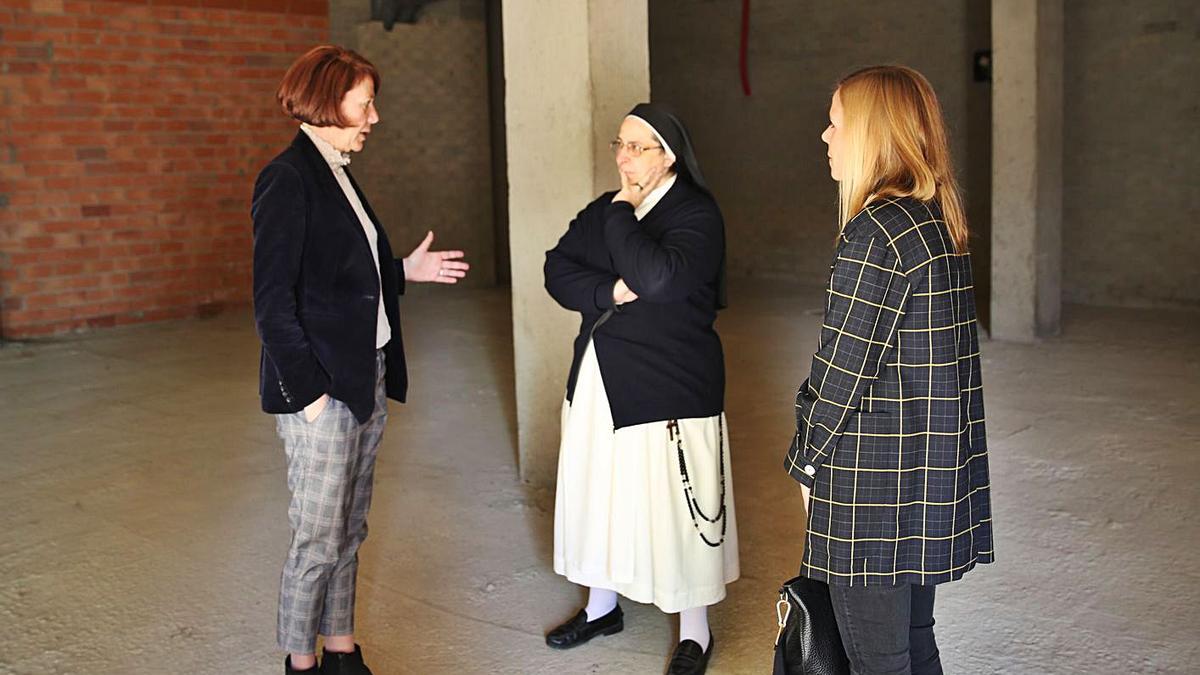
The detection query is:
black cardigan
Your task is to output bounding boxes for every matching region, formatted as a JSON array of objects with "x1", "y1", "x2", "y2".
[
  {"x1": 251, "y1": 131, "x2": 407, "y2": 424},
  {"x1": 544, "y1": 178, "x2": 725, "y2": 429}
]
